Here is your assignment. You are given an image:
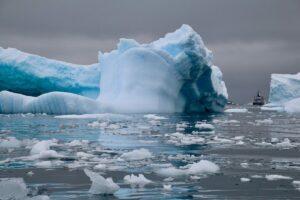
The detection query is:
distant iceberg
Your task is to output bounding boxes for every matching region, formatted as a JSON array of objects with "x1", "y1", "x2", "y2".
[
  {"x1": 0, "y1": 25, "x2": 228, "y2": 114},
  {"x1": 0, "y1": 47, "x2": 100, "y2": 98},
  {"x1": 263, "y1": 73, "x2": 300, "y2": 113}
]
